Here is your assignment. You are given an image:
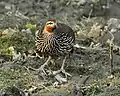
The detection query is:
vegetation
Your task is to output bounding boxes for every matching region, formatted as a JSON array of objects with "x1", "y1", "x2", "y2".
[{"x1": 0, "y1": 0, "x2": 120, "y2": 96}]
